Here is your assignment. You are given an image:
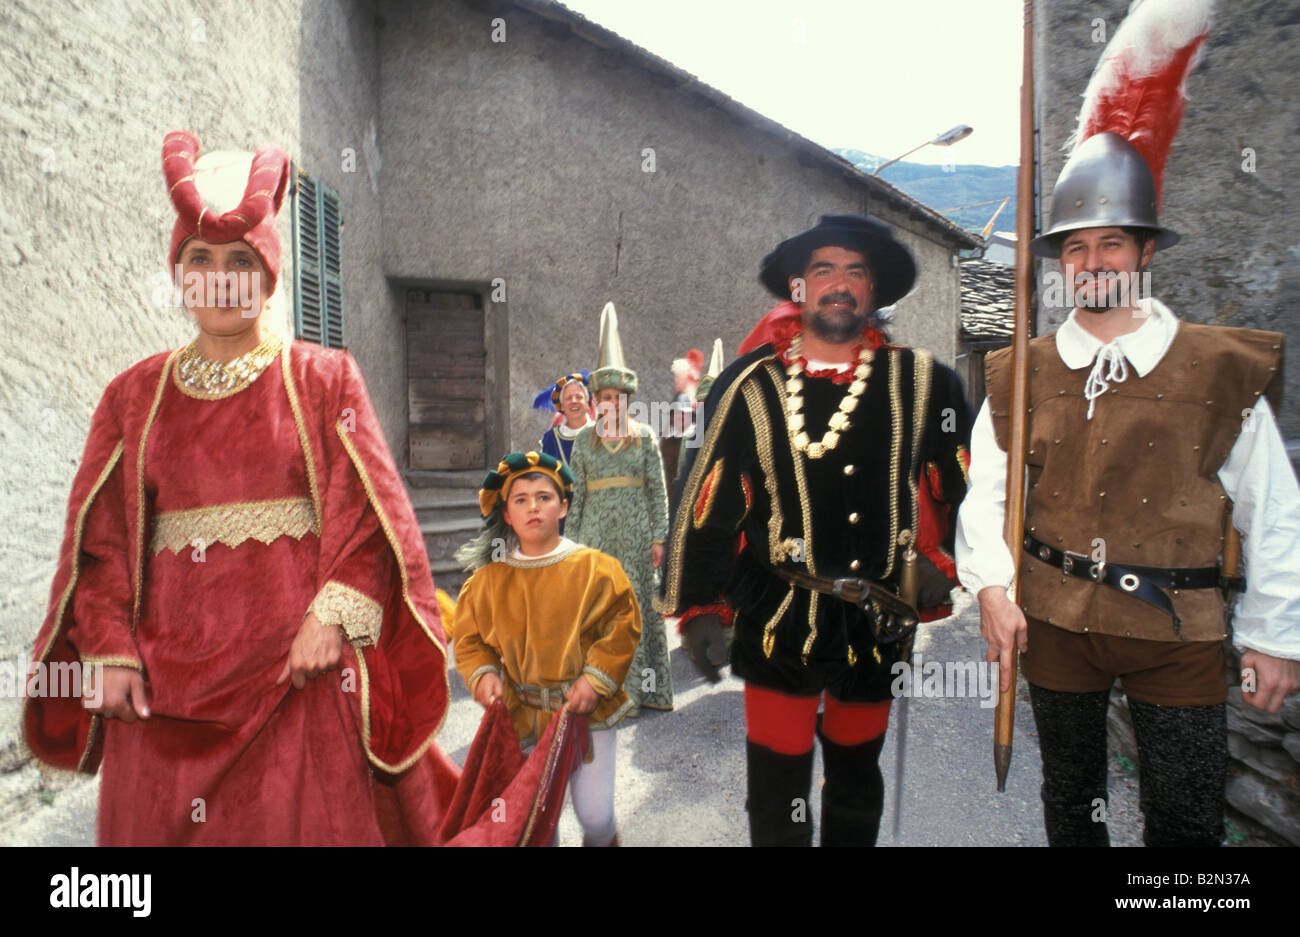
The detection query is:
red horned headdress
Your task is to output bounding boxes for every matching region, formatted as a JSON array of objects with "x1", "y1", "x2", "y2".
[{"x1": 163, "y1": 130, "x2": 291, "y2": 293}]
